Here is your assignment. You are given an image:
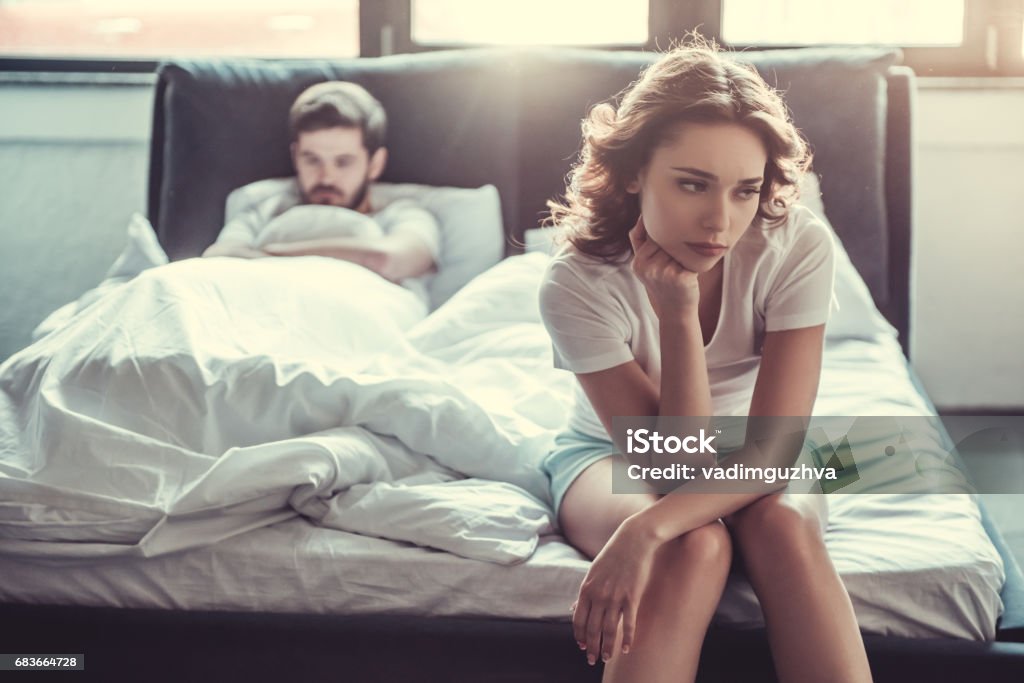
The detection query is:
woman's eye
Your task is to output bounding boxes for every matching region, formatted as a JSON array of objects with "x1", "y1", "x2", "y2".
[
  {"x1": 738, "y1": 187, "x2": 761, "y2": 199},
  {"x1": 678, "y1": 181, "x2": 705, "y2": 192}
]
